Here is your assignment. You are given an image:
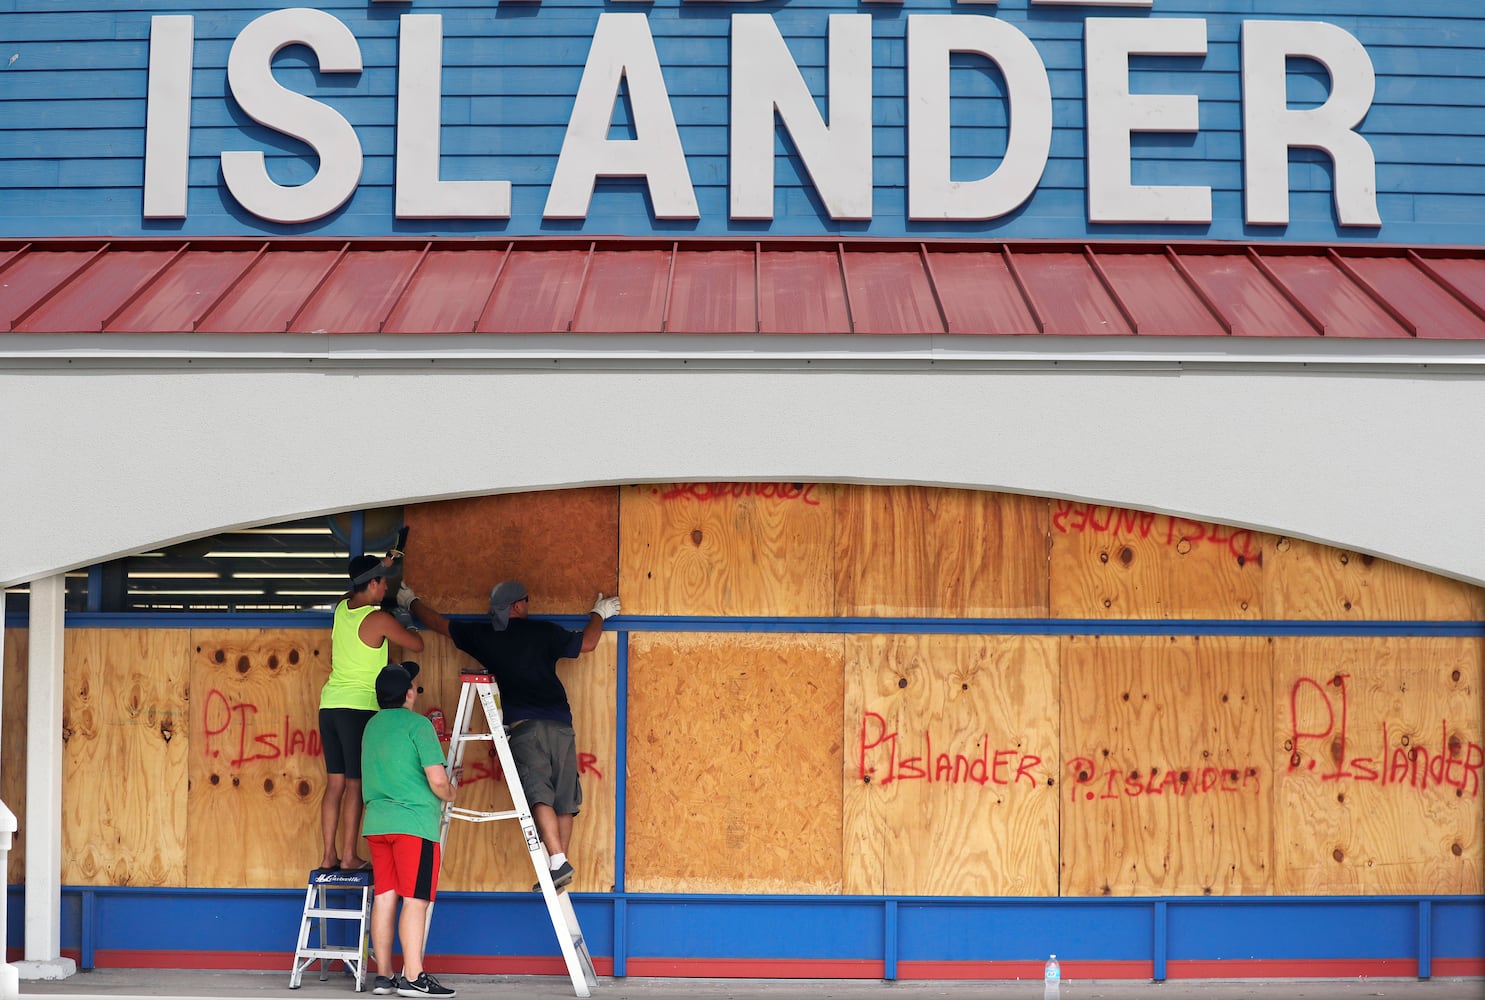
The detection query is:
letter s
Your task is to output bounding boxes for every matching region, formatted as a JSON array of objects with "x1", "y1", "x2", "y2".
[{"x1": 222, "y1": 8, "x2": 363, "y2": 224}]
